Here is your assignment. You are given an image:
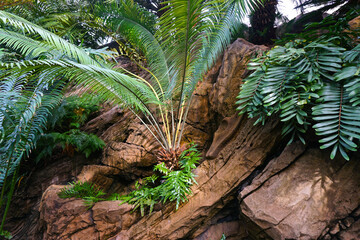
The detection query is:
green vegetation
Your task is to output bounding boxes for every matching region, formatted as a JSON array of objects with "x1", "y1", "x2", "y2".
[
  {"x1": 0, "y1": 0, "x2": 358, "y2": 237},
  {"x1": 237, "y1": 12, "x2": 360, "y2": 160},
  {"x1": 0, "y1": 1, "x2": 258, "y2": 233},
  {"x1": 0, "y1": 90, "x2": 104, "y2": 232},
  {"x1": 0, "y1": 0, "x2": 260, "y2": 155},
  {"x1": 36, "y1": 129, "x2": 105, "y2": 160},
  {"x1": 58, "y1": 181, "x2": 106, "y2": 208},
  {"x1": 58, "y1": 144, "x2": 201, "y2": 216},
  {"x1": 110, "y1": 144, "x2": 201, "y2": 216},
  {"x1": 34, "y1": 95, "x2": 105, "y2": 162}
]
